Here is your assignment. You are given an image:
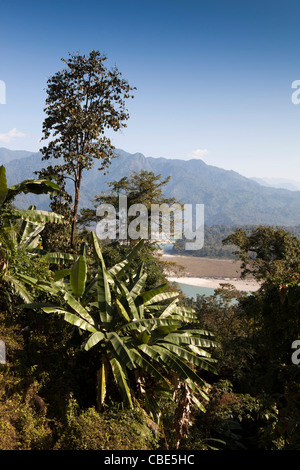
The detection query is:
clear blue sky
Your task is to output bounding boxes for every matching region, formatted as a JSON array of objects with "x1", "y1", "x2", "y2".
[{"x1": 1, "y1": 0, "x2": 300, "y2": 180}]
